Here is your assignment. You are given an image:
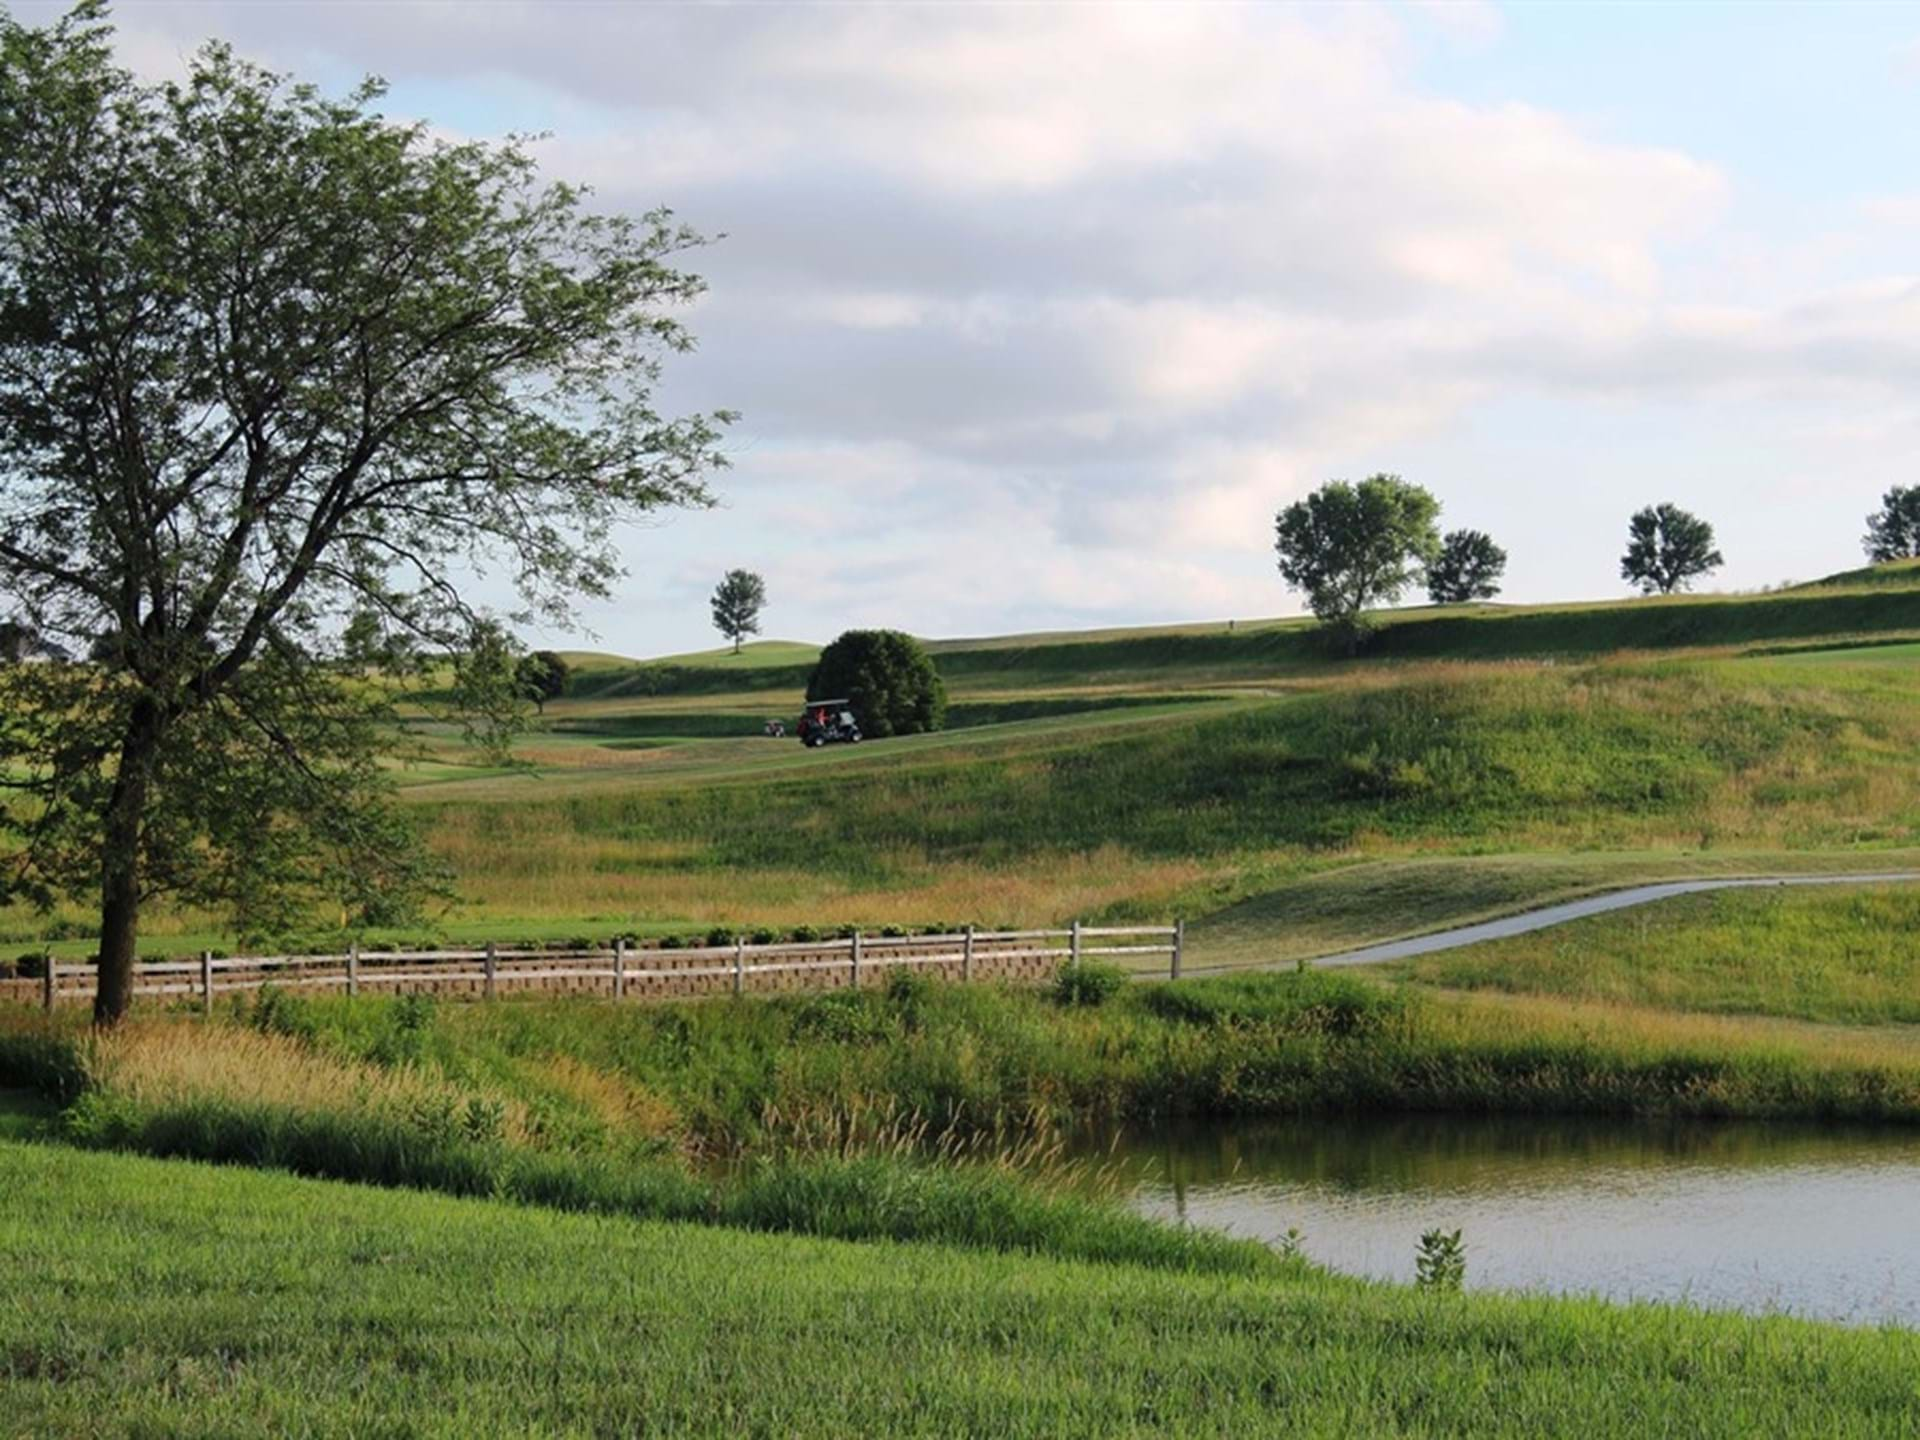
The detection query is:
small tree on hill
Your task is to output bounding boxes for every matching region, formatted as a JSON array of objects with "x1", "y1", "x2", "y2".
[
  {"x1": 711, "y1": 569, "x2": 767, "y2": 654},
  {"x1": 1621, "y1": 504, "x2": 1723, "y2": 595},
  {"x1": 1426, "y1": 529, "x2": 1508, "y2": 605},
  {"x1": 1864, "y1": 486, "x2": 1920, "y2": 563},
  {"x1": 1274, "y1": 475, "x2": 1441, "y2": 651},
  {"x1": 807, "y1": 630, "x2": 946, "y2": 738},
  {"x1": 515, "y1": 651, "x2": 570, "y2": 714}
]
